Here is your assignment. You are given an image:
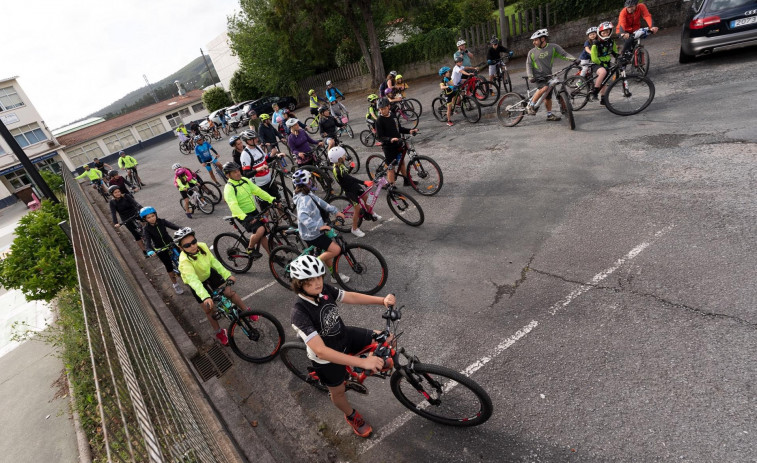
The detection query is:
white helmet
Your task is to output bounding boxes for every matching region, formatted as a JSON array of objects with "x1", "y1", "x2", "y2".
[
  {"x1": 586, "y1": 26, "x2": 598, "y2": 35},
  {"x1": 289, "y1": 255, "x2": 326, "y2": 280},
  {"x1": 328, "y1": 146, "x2": 346, "y2": 163},
  {"x1": 326, "y1": 80, "x2": 332, "y2": 86},
  {"x1": 530, "y1": 29, "x2": 549, "y2": 40},
  {"x1": 172, "y1": 163, "x2": 182, "y2": 170},
  {"x1": 389, "y1": 70, "x2": 398, "y2": 76},
  {"x1": 292, "y1": 169, "x2": 312, "y2": 187},
  {"x1": 285, "y1": 118, "x2": 299, "y2": 128},
  {"x1": 173, "y1": 227, "x2": 195, "y2": 244},
  {"x1": 456, "y1": 39, "x2": 466, "y2": 47}
]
